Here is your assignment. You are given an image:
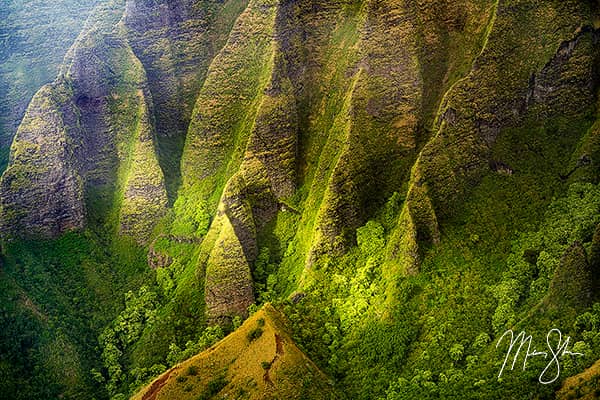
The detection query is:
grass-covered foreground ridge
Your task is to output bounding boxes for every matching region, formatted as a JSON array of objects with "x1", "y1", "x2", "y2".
[
  {"x1": 0, "y1": 0, "x2": 599, "y2": 399},
  {"x1": 131, "y1": 304, "x2": 339, "y2": 400}
]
